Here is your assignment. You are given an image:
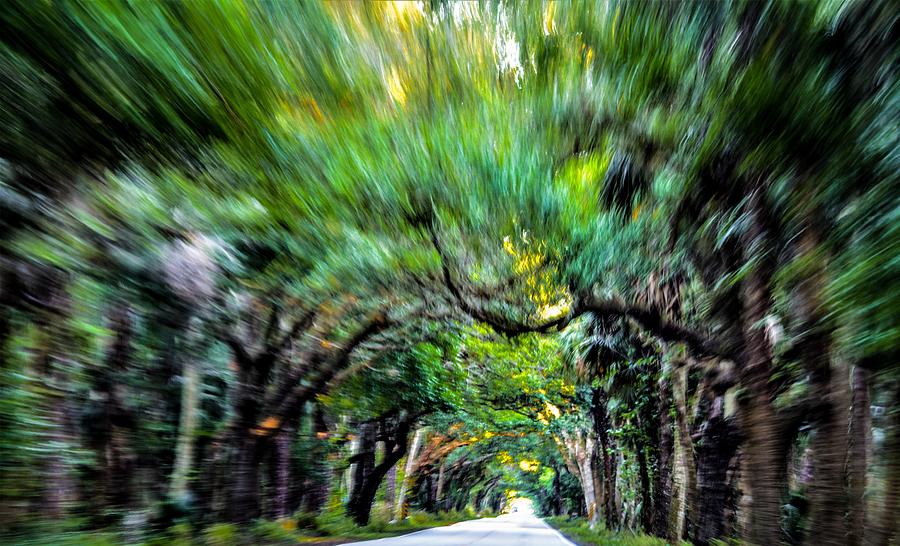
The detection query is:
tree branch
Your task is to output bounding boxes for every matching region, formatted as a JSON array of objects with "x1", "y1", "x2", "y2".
[
  {"x1": 268, "y1": 310, "x2": 392, "y2": 435},
  {"x1": 271, "y1": 307, "x2": 318, "y2": 358},
  {"x1": 263, "y1": 301, "x2": 281, "y2": 349},
  {"x1": 223, "y1": 333, "x2": 253, "y2": 369},
  {"x1": 581, "y1": 298, "x2": 730, "y2": 359},
  {"x1": 427, "y1": 224, "x2": 730, "y2": 358}
]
